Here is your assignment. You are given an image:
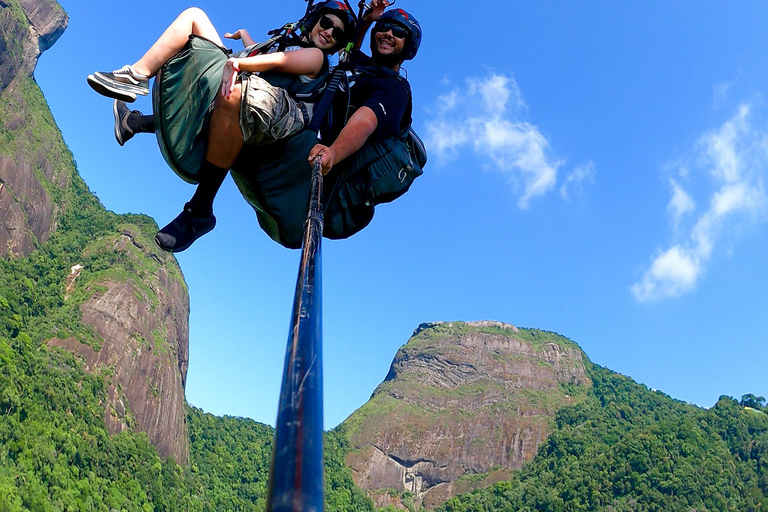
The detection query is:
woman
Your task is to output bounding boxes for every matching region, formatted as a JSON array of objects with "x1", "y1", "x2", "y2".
[
  {"x1": 87, "y1": 1, "x2": 357, "y2": 252},
  {"x1": 88, "y1": 2, "x2": 355, "y2": 146}
]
